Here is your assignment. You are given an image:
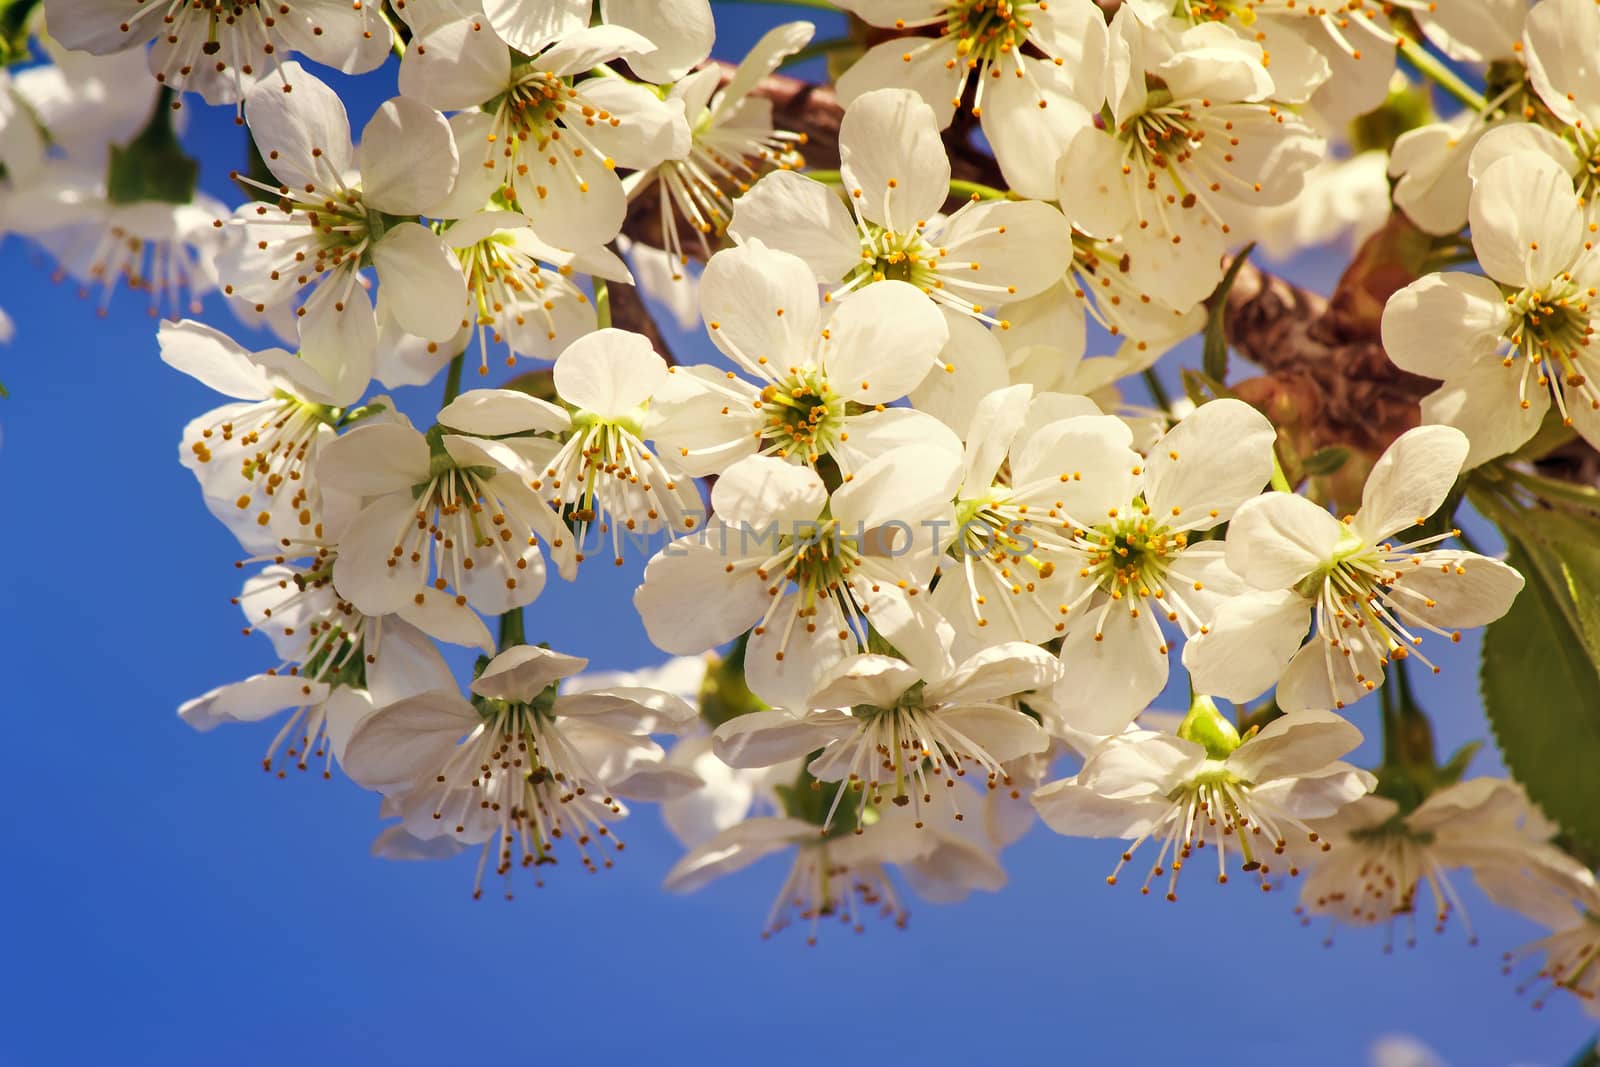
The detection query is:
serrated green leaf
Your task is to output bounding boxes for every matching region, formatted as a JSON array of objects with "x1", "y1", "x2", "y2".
[
  {"x1": 1201, "y1": 243, "x2": 1254, "y2": 383},
  {"x1": 1300, "y1": 445, "x2": 1351, "y2": 476},
  {"x1": 1480, "y1": 532, "x2": 1600, "y2": 855}
]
